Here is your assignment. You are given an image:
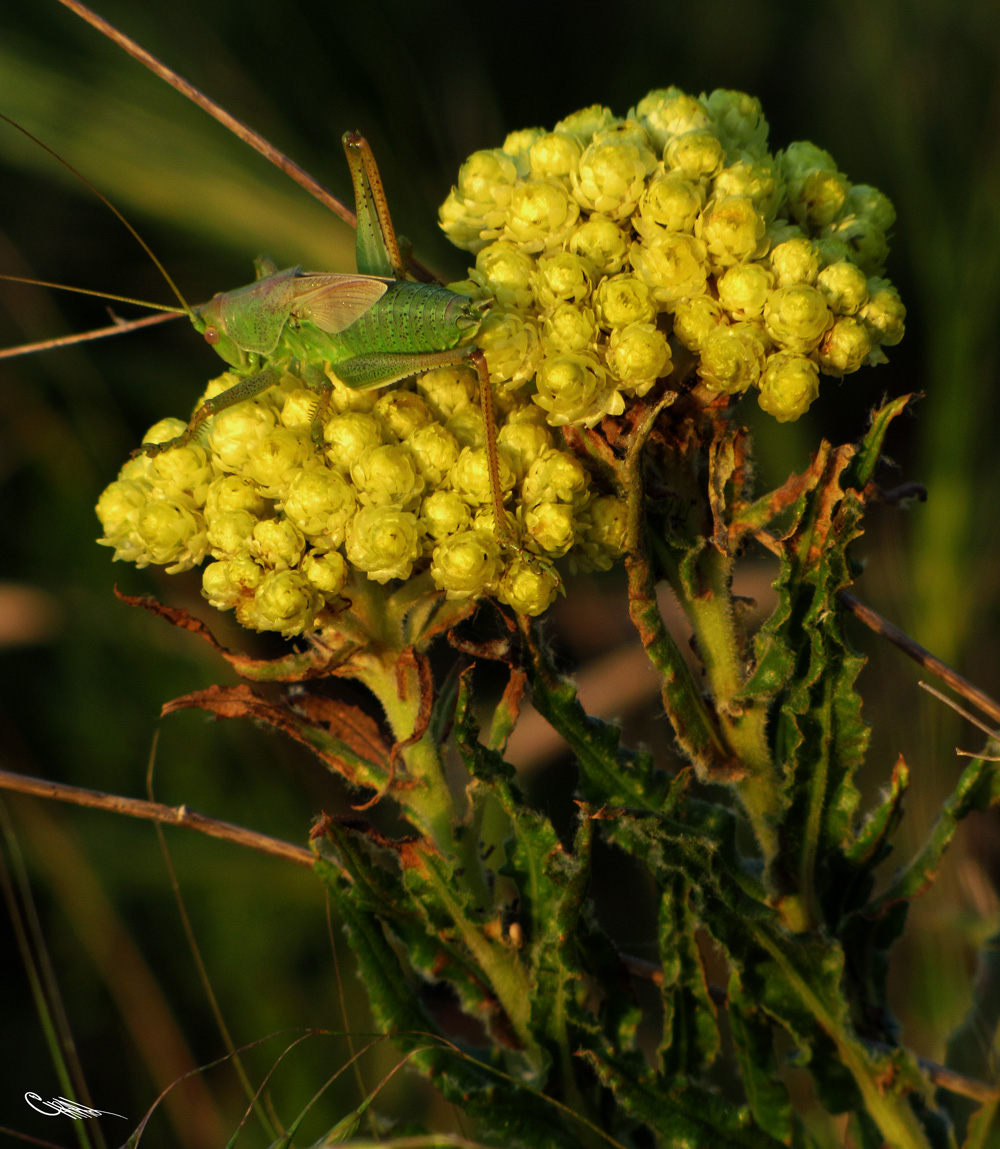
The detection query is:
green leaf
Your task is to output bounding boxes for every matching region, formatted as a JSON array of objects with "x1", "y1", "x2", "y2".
[
  {"x1": 728, "y1": 973, "x2": 793, "y2": 1143},
  {"x1": 581, "y1": 1046, "x2": 786, "y2": 1147}
]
